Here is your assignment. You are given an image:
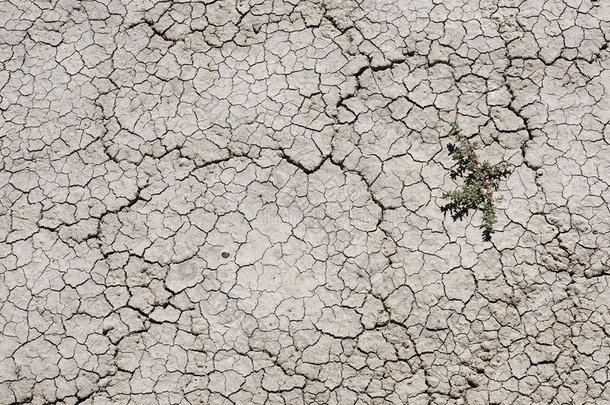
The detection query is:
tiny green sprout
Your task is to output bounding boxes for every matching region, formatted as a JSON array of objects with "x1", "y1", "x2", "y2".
[{"x1": 442, "y1": 122, "x2": 512, "y2": 238}]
